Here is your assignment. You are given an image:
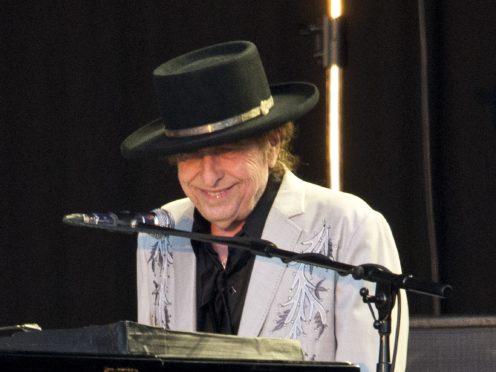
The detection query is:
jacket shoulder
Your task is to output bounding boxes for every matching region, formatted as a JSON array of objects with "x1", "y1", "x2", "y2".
[{"x1": 284, "y1": 172, "x2": 377, "y2": 218}]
